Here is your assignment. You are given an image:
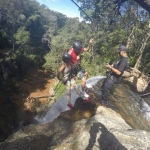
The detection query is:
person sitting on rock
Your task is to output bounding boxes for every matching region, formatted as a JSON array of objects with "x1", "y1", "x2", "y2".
[{"x1": 100, "y1": 46, "x2": 129, "y2": 105}]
